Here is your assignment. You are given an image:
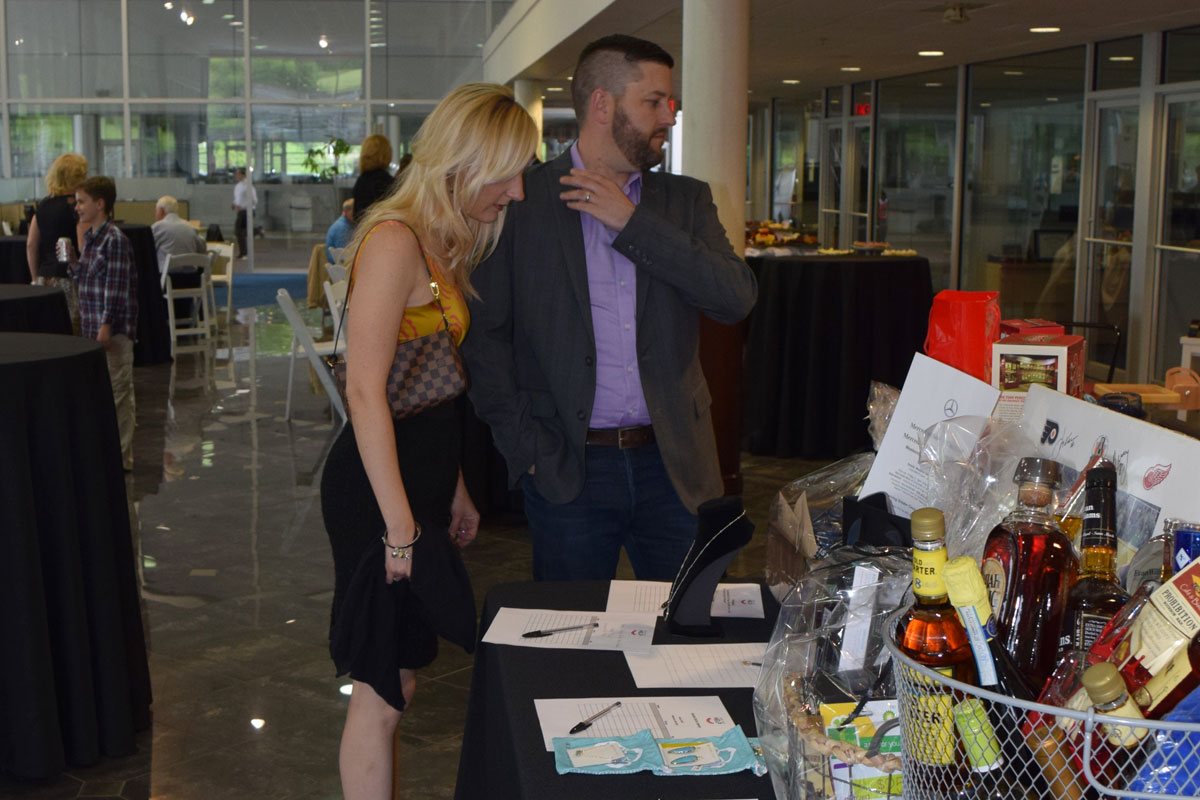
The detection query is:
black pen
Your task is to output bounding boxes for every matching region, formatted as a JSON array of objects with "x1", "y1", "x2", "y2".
[
  {"x1": 569, "y1": 701, "x2": 622, "y2": 734},
  {"x1": 522, "y1": 621, "x2": 598, "y2": 639}
]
